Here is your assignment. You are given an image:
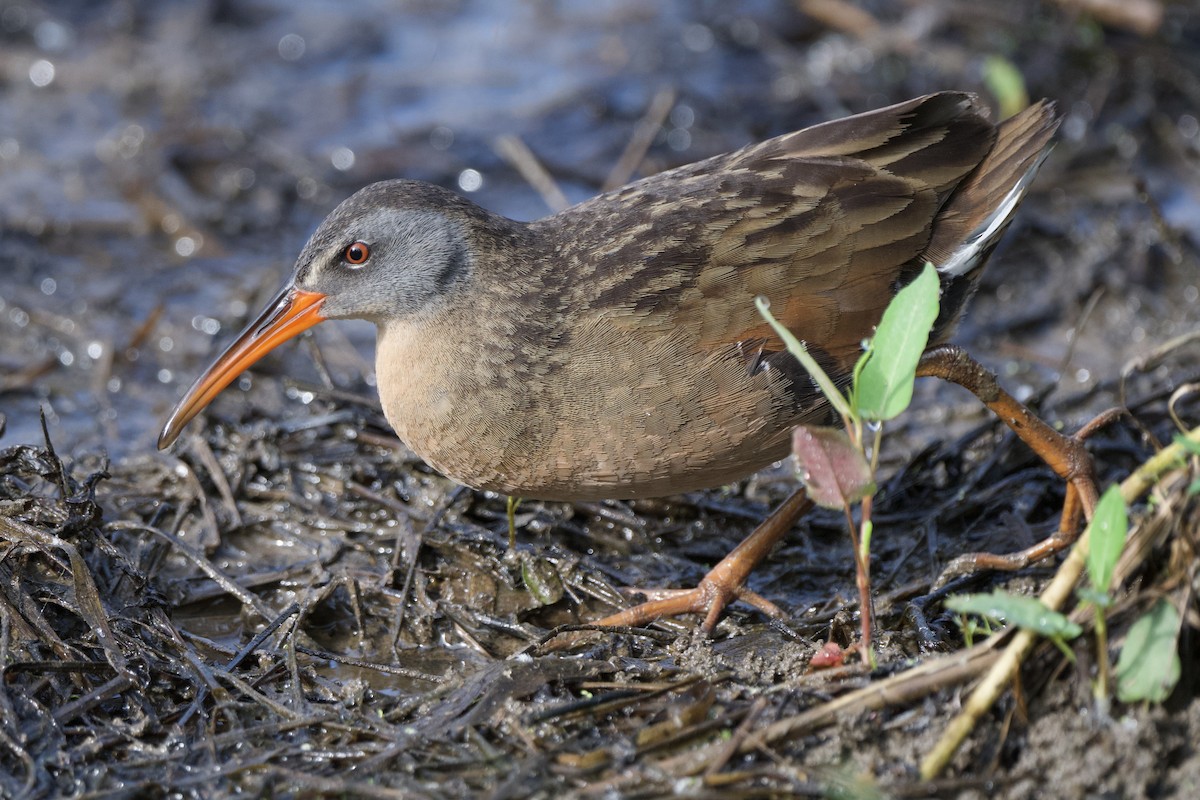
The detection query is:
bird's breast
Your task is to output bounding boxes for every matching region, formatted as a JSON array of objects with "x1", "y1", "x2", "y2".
[{"x1": 374, "y1": 313, "x2": 805, "y2": 502}]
